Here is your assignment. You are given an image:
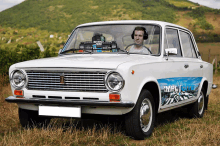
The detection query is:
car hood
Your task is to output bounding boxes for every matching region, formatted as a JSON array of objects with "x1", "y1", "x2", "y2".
[{"x1": 13, "y1": 54, "x2": 157, "y2": 69}]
